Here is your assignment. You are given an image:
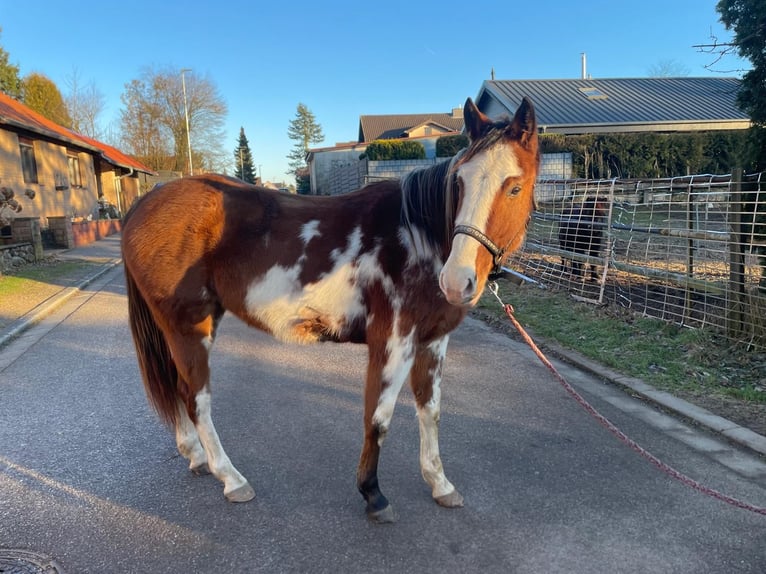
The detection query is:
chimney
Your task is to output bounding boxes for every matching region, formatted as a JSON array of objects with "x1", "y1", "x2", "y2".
[
  {"x1": 452, "y1": 107, "x2": 463, "y2": 119},
  {"x1": 581, "y1": 52, "x2": 587, "y2": 79}
]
